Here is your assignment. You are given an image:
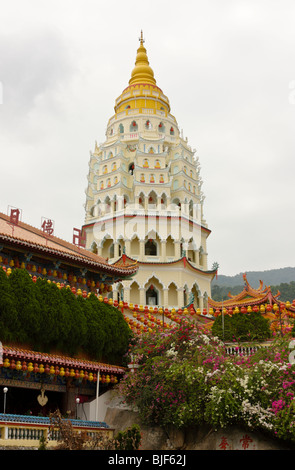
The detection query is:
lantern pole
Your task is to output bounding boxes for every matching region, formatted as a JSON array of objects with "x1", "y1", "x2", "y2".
[
  {"x1": 95, "y1": 370, "x2": 100, "y2": 421},
  {"x1": 3, "y1": 387, "x2": 8, "y2": 414},
  {"x1": 222, "y1": 300, "x2": 224, "y2": 340}
]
